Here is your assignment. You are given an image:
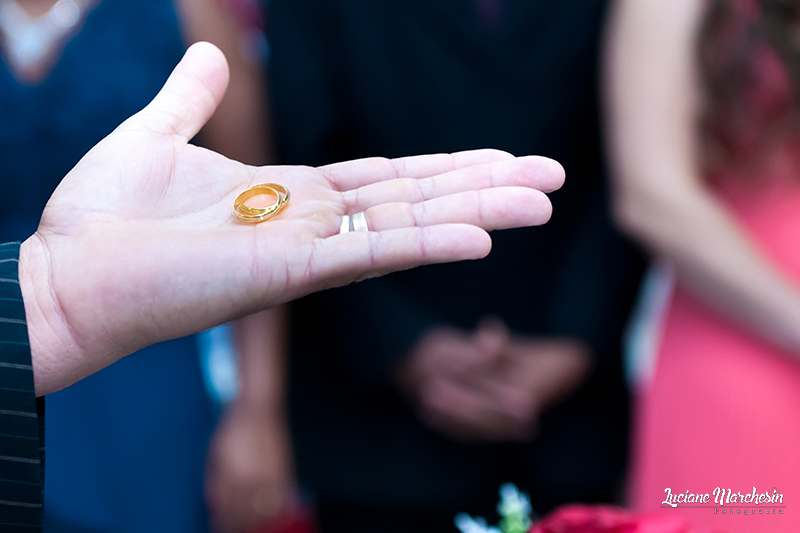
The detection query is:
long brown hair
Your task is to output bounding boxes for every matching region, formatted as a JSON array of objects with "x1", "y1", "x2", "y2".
[{"x1": 698, "y1": 0, "x2": 800, "y2": 171}]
